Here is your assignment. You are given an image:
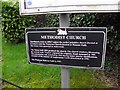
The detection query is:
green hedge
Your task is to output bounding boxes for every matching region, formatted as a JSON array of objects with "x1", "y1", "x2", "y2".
[
  {"x1": 45, "y1": 13, "x2": 96, "y2": 27},
  {"x1": 70, "y1": 13, "x2": 96, "y2": 27},
  {"x1": 2, "y1": 1, "x2": 35, "y2": 43},
  {"x1": 94, "y1": 13, "x2": 120, "y2": 82}
]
